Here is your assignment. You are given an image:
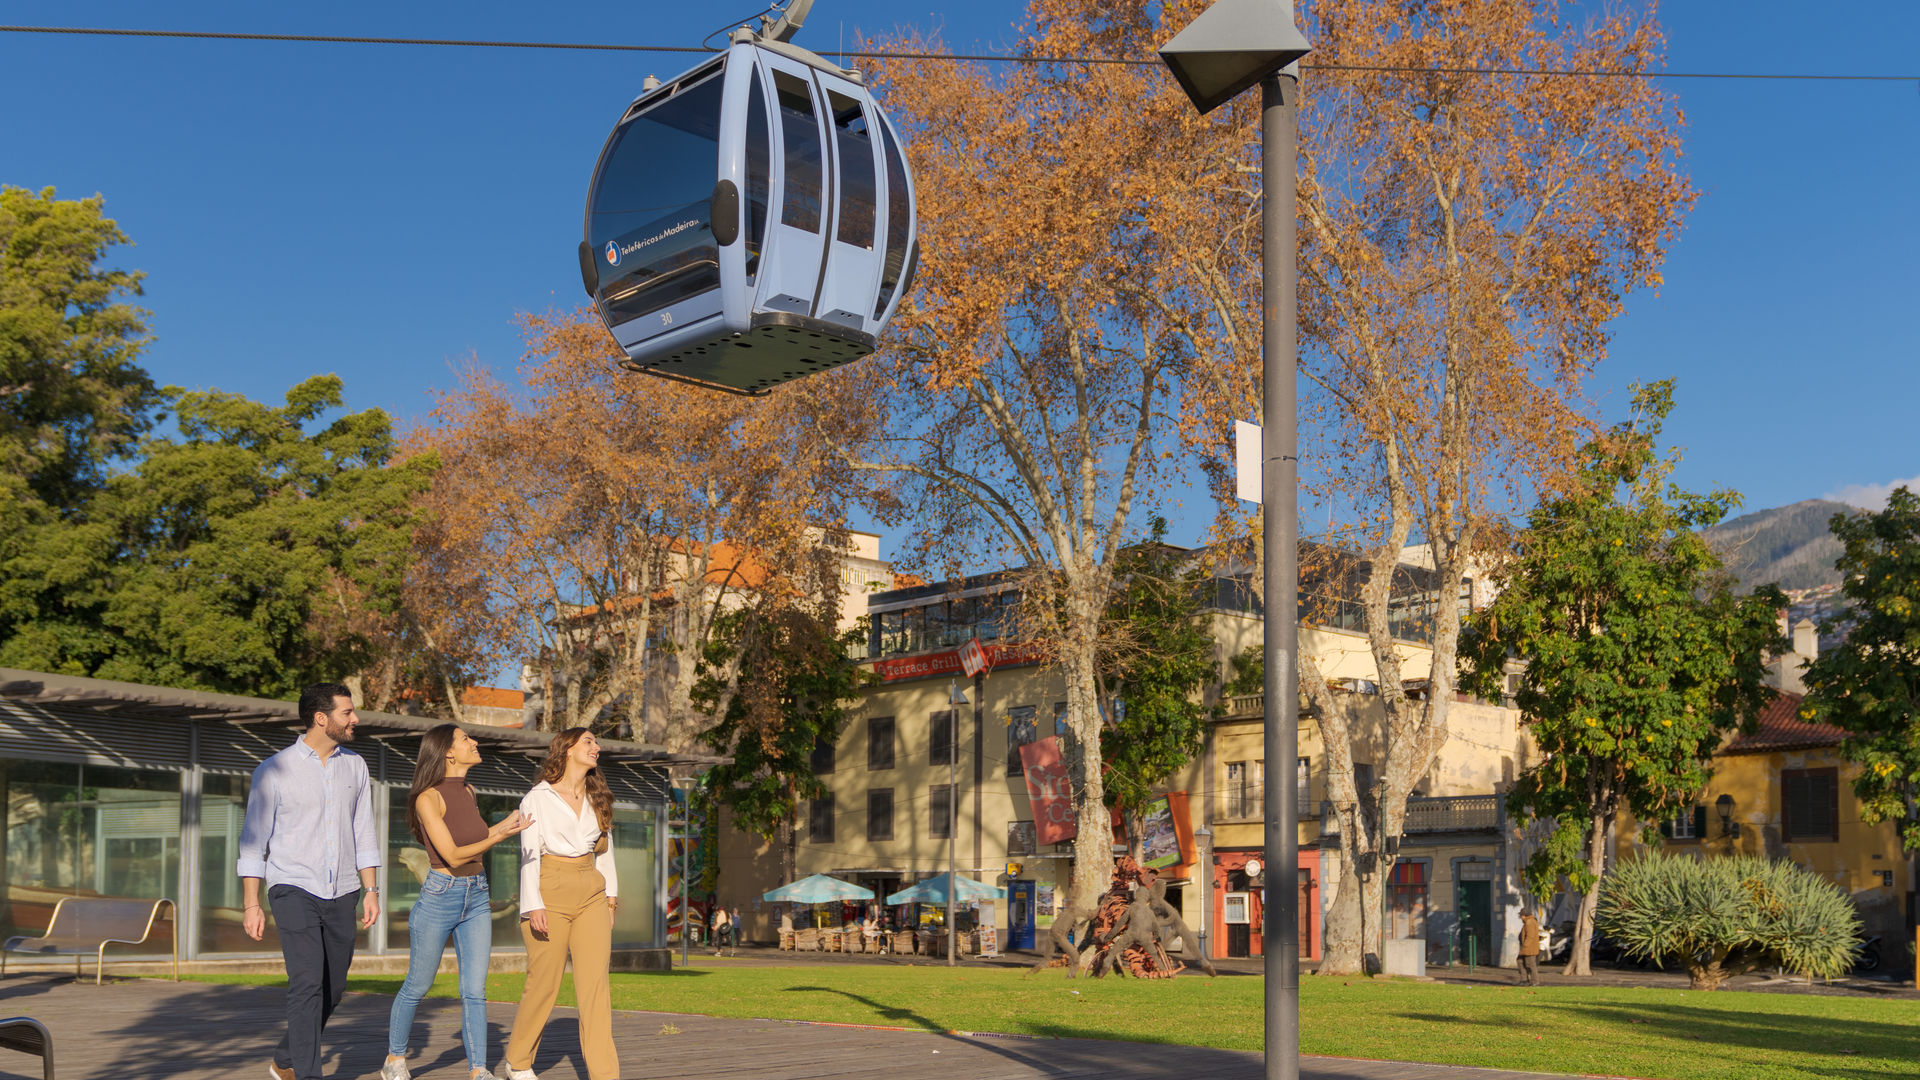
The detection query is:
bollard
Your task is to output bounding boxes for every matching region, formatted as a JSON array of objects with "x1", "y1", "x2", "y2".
[{"x1": 1468, "y1": 934, "x2": 1477, "y2": 973}]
